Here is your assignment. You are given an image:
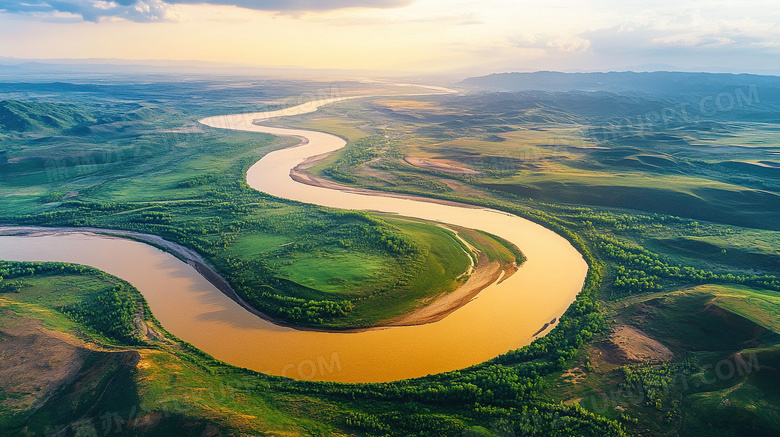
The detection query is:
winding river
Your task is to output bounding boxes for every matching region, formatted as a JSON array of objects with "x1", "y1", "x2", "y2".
[{"x1": 0, "y1": 88, "x2": 587, "y2": 383}]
